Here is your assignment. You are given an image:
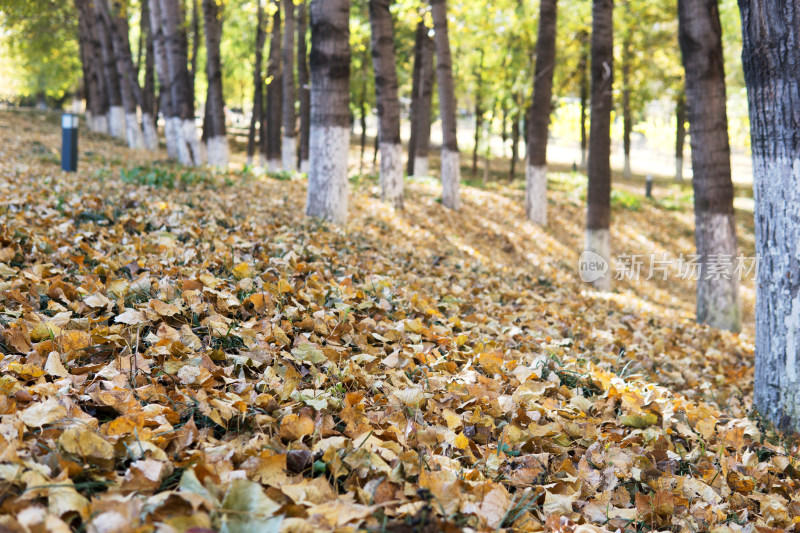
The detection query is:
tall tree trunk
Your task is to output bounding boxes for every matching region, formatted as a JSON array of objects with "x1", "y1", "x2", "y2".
[
  {"x1": 740, "y1": 0, "x2": 800, "y2": 433},
  {"x1": 282, "y1": 0, "x2": 297, "y2": 172},
  {"x1": 579, "y1": 34, "x2": 588, "y2": 169},
  {"x1": 247, "y1": 0, "x2": 266, "y2": 166},
  {"x1": 407, "y1": 20, "x2": 422, "y2": 176},
  {"x1": 526, "y1": 0, "x2": 557, "y2": 225},
  {"x1": 369, "y1": 0, "x2": 403, "y2": 208},
  {"x1": 472, "y1": 51, "x2": 483, "y2": 176},
  {"x1": 675, "y1": 90, "x2": 686, "y2": 181},
  {"x1": 265, "y1": 0, "x2": 282, "y2": 171},
  {"x1": 203, "y1": 0, "x2": 228, "y2": 167},
  {"x1": 142, "y1": 0, "x2": 158, "y2": 148},
  {"x1": 621, "y1": 29, "x2": 632, "y2": 179},
  {"x1": 430, "y1": 0, "x2": 460, "y2": 209},
  {"x1": 149, "y1": 0, "x2": 177, "y2": 157},
  {"x1": 160, "y1": 0, "x2": 202, "y2": 165},
  {"x1": 102, "y1": 0, "x2": 149, "y2": 150},
  {"x1": 359, "y1": 76, "x2": 367, "y2": 175},
  {"x1": 585, "y1": 0, "x2": 613, "y2": 291},
  {"x1": 306, "y1": 0, "x2": 351, "y2": 223},
  {"x1": 679, "y1": 0, "x2": 739, "y2": 331},
  {"x1": 510, "y1": 99, "x2": 520, "y2": 180},
  {"x1": 189, "y1": 0, "x2": 199, "y2": 100},
  {"x1": 408, "y1": 20, "x2": 434, "y2": 178},
  {"x1": 297, "y1": 0, "x2": 311, "y2": 172},
  {"x1": 76, "y1": 0, "x2": 110, "y2": 133},
  {"x1": 94, "y1": 1, "x2": 125, "y2": 139}
]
